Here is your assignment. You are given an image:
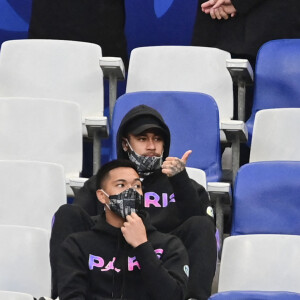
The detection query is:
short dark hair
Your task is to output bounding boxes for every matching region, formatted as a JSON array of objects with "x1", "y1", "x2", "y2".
[{"x1": 96, "y1": 159, "x2": 139, "y2": 190}]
